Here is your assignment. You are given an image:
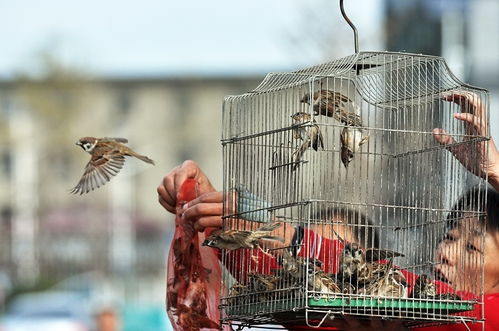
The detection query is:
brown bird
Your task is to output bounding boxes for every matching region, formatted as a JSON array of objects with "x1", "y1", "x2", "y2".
[
  {"x1": 338, "y1": 243, "x2": 405, "y2": 286},
  {"x1": 290, "y1": 112, "x2": 324, "y2": 170},
  {"x1": 300, "y1": 90, "x2": 363, "y2": 127},
  {"x1": 358, "y1": 260, "x2": 408, "y2": 298},
  {"x1": 310, "y1": 270, "x2": 341, "y2": 294},
  {"x1": 410, "y1": 274, "x2": 461, "y2": 300},
  {"x1": 410, "y1": 274, "x2": 437, "y2": 299},
  {"x1": 202, "y1": 222, "x2": 284, "y2": 251},
  {"x1": 340, "y1": 126, "x2": 368, "y2": 168},
  {"x1": 71, "y1": 137, "x2": 154, "y2": 195}
]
